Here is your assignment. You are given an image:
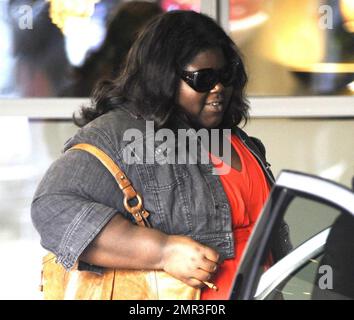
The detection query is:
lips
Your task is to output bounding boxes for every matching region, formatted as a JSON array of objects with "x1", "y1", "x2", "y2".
[
  {"x1": 206, "y1": 100, "x2": 223, "y2": 106},
  {"x1": 205, "y1": 100, "x2": 224, "y2": 112}
]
